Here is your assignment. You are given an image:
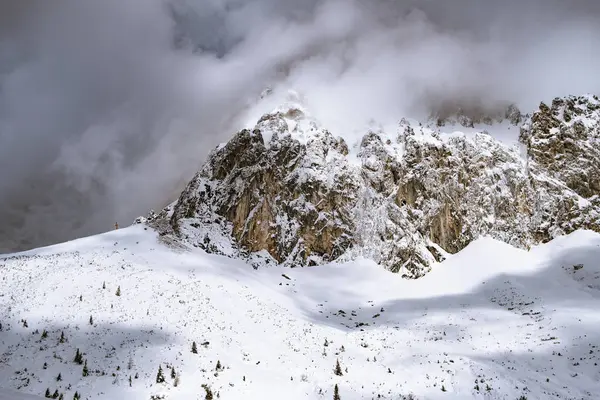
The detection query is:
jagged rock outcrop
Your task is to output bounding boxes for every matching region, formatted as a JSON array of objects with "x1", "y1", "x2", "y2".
[
  {"x1": 520, "y1": 95, "x2": 600, "y2": 198},
  {"x1": 144, "y1": 94, "x2": 600, "y2": 278}
]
